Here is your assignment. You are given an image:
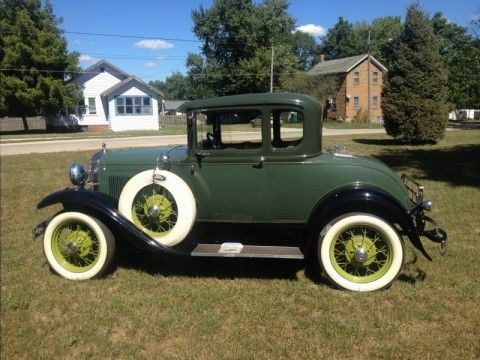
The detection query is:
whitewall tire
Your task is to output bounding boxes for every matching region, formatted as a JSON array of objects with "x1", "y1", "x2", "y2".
[
  {"x1": 118, "y1": 170, "x2": 196, "y2": 247},
  {"x1": 43, "y1": 212, "x2": 115, "y2": 280},
  {"x1": 318, "y1": 213, "x2": 404, "y2": 292}
]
